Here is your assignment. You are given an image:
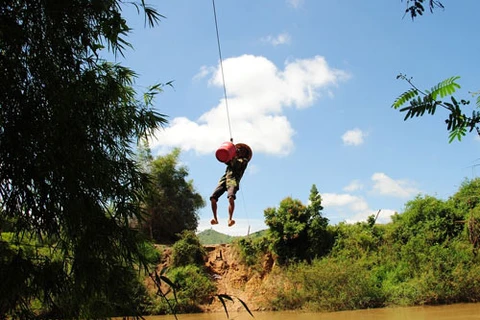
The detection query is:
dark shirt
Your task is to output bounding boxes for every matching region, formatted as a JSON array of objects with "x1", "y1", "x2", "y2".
[{"x1": 224, "y1": 156, "x2": 249, "y2": 188}]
